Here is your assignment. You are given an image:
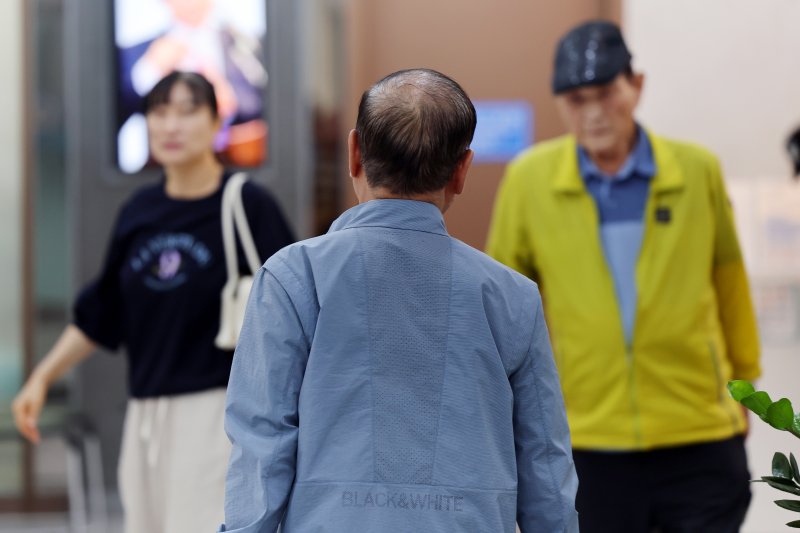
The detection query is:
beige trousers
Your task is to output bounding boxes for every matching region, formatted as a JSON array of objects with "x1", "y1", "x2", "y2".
[{"x1": 118, "y1": 387, "x2": 231, "y2": 533}]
